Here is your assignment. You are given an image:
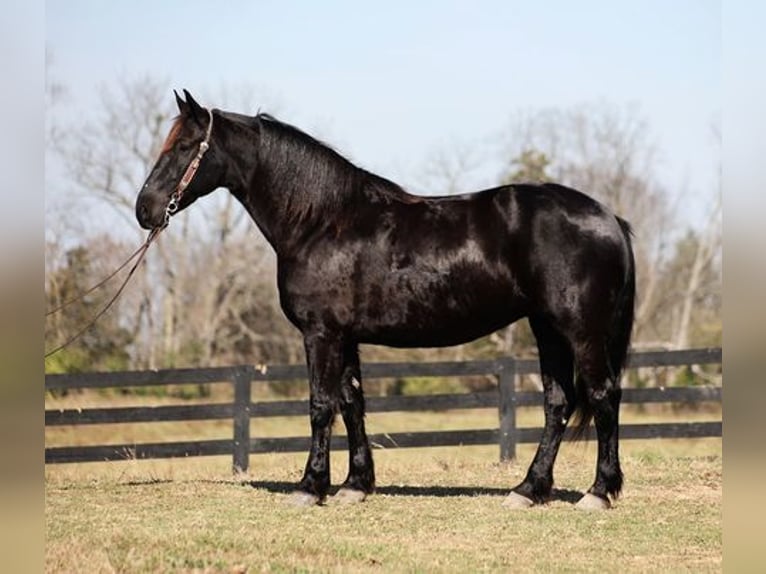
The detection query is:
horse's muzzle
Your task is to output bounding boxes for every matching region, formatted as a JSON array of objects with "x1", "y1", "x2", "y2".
[{"x1": 135, "y1": 194, "x2": 164, "y2": 230}]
